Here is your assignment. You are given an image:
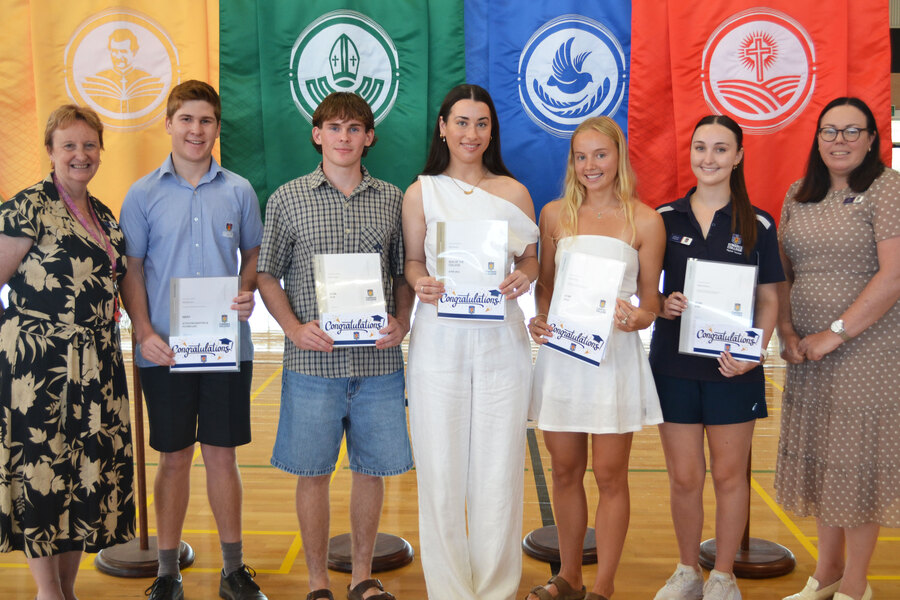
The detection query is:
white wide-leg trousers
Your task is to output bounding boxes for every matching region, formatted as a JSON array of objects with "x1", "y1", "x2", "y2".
[{"x1": 407, "y1": 316, "x2": 531, "y2": 600}]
